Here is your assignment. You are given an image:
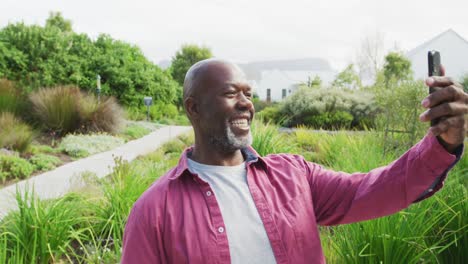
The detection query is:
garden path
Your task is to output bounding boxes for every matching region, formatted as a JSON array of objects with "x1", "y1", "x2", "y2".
[{"x1": 0, "y1": 125, "x2": 192, "y2": 219}]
